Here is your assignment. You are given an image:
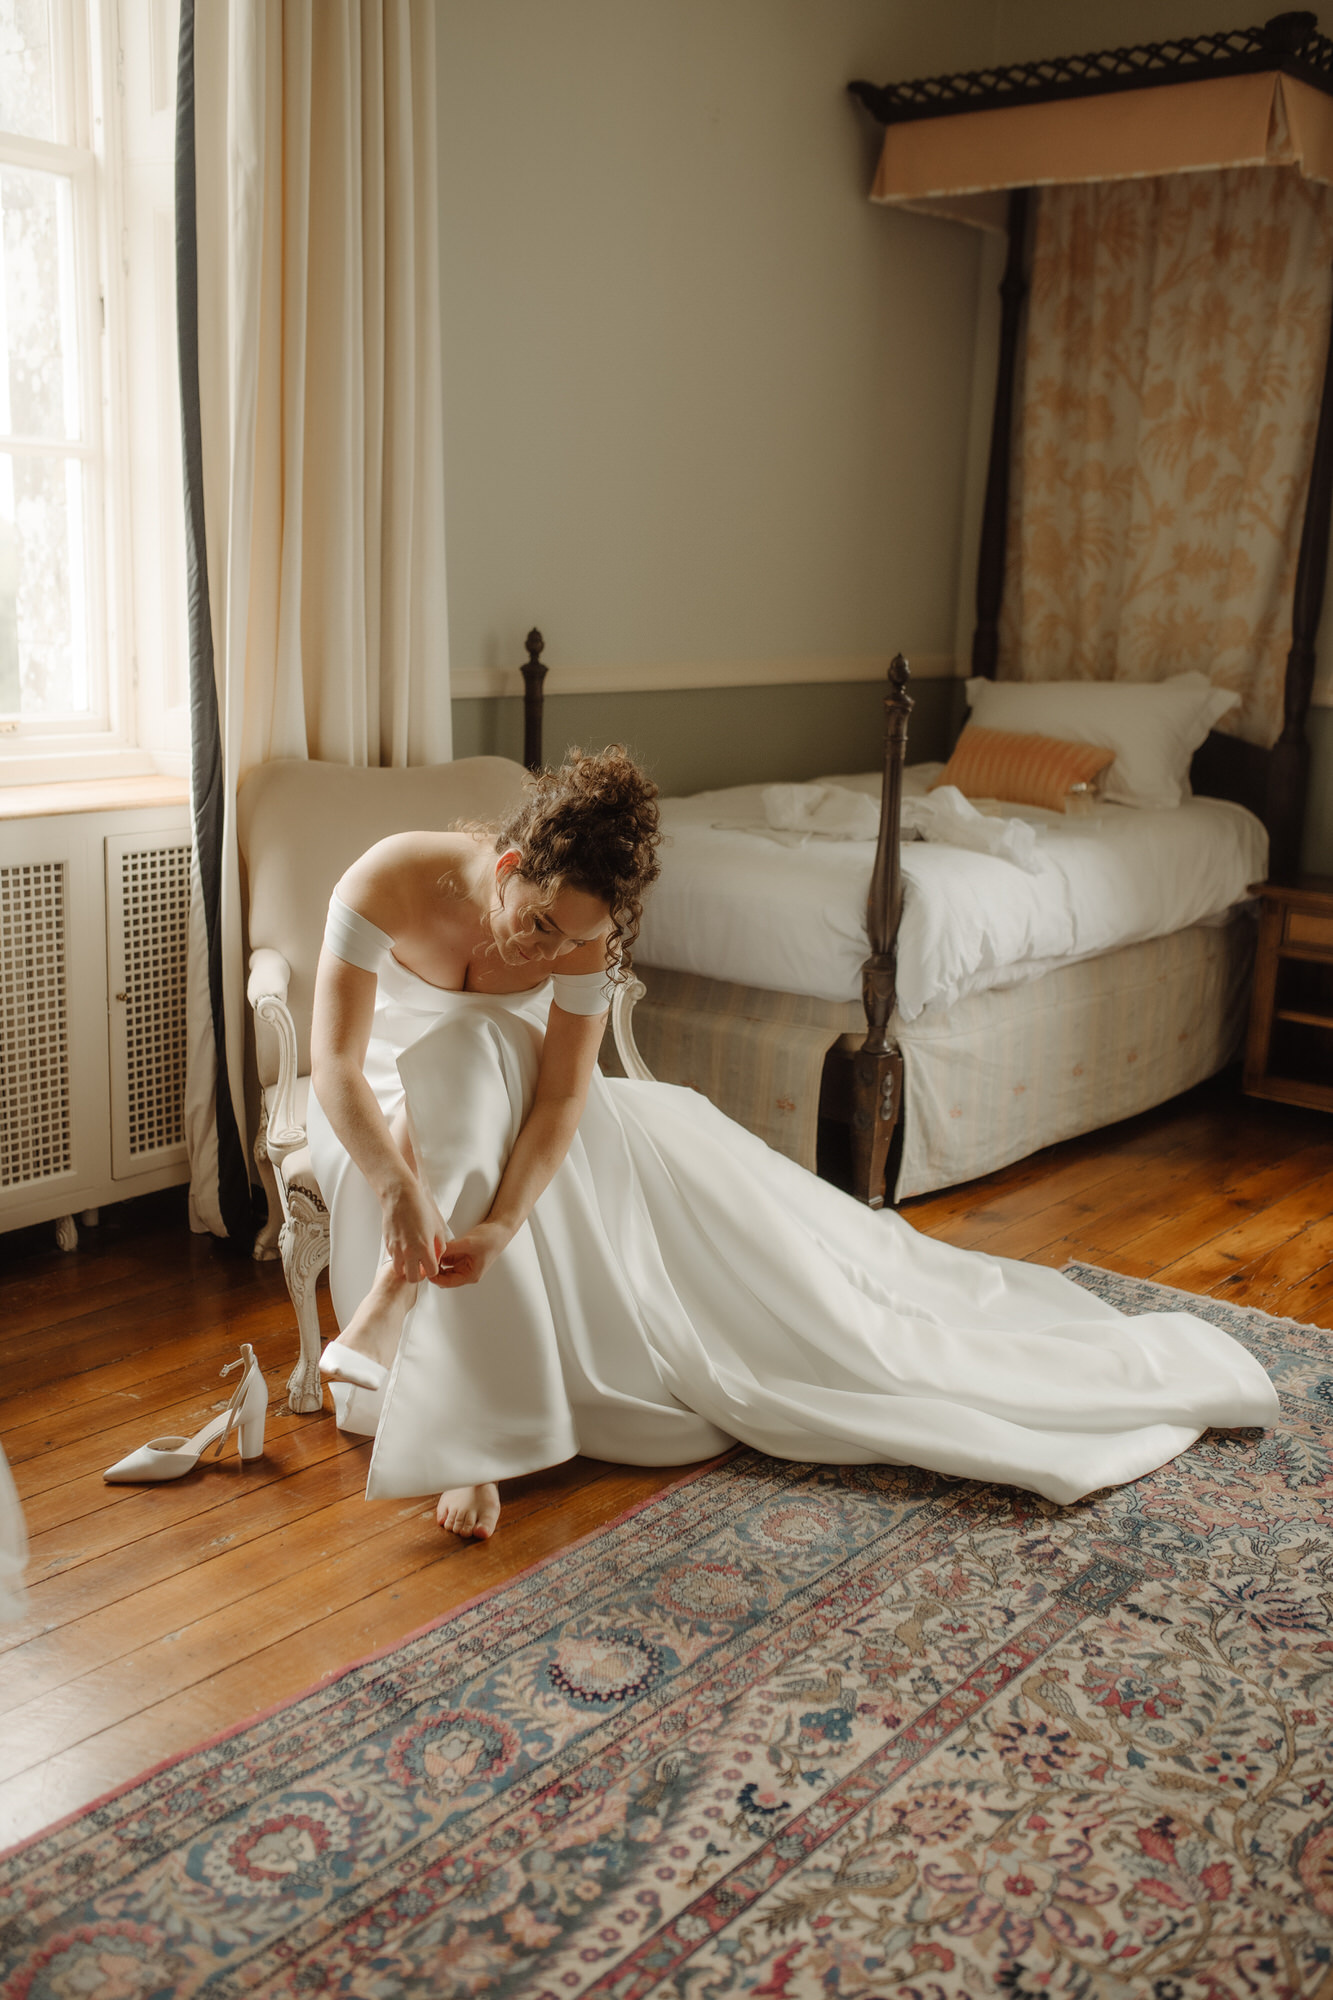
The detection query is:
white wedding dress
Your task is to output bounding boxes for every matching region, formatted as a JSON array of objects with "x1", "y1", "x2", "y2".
[
  {"x1": 0, "y1": 1446, "x2": 27, "y2": 1624},
  {"x1": 307, "y1": 959, "x2": 1278, "y2": 1508}
]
